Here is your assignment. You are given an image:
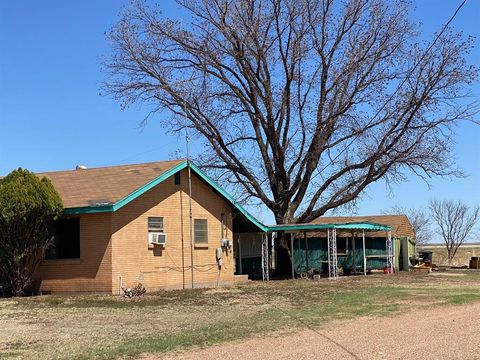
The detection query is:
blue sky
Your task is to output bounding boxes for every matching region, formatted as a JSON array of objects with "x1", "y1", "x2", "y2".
[{"x1": 0, "y1": 0, "x2": 479, "y2": 224}]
